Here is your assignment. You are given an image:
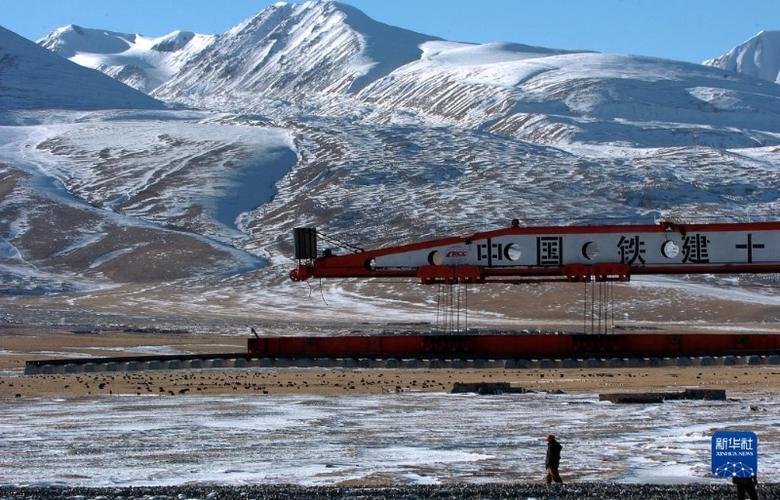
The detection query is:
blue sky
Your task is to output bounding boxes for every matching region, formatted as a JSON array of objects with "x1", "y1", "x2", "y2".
[{"x1": 4, "y1": 0, "x2": 778, "y2": 63}]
